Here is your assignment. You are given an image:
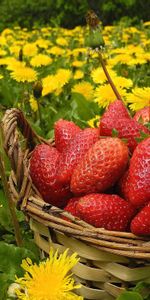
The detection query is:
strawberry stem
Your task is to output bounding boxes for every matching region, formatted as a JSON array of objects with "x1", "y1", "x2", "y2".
[{"x1": 98, "y1": 52, "x2": 123, "y2": 101}]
